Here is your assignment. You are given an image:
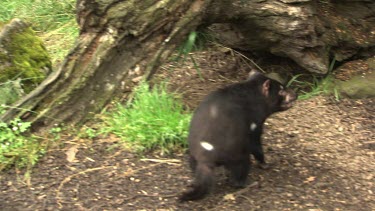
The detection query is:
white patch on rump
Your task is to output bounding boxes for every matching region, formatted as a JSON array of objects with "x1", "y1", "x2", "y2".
[
  {"x1": 250, "y1": 123, "x2": 257, "y2": 131},
  {"x1": 210, "y1": 105, "x2": 218, "y2": 118},
  {"x1": 200, "y1": 142, "x2": 214, "y2": 151}
]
